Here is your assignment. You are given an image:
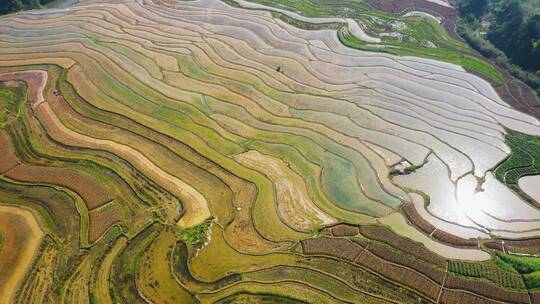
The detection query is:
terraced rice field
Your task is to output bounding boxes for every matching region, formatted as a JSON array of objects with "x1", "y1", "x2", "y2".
[
  {"x1": 0, "y1": 205, "x2": 44, "y2": 303},
  {"x1": 1, "y1": 0, "x2": 540, "y2": 302},
  {"x1": 520, "y1": 176, "x2": 540, "y2": 203}
]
